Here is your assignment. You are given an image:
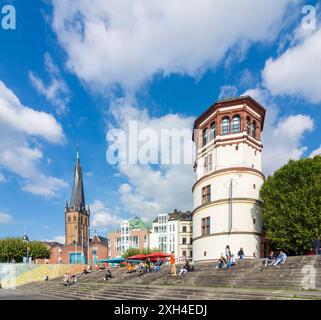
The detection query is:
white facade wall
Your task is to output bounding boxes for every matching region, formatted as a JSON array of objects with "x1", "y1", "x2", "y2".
[
  {"x1": 196, "y1": 140, "x2": 262, "y2": 180},
  {"x1": 193, "y1": 137, "x2": 264, "y2": 262}
]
